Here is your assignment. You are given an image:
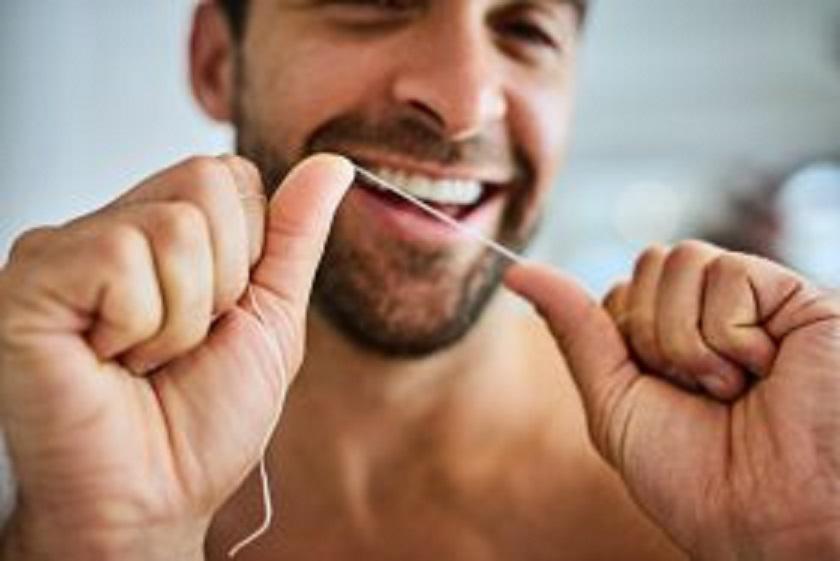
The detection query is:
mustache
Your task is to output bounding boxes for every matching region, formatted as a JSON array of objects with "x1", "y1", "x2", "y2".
[{"x1": 304, "y1": 112, "x2": 526, "y2": 179}]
